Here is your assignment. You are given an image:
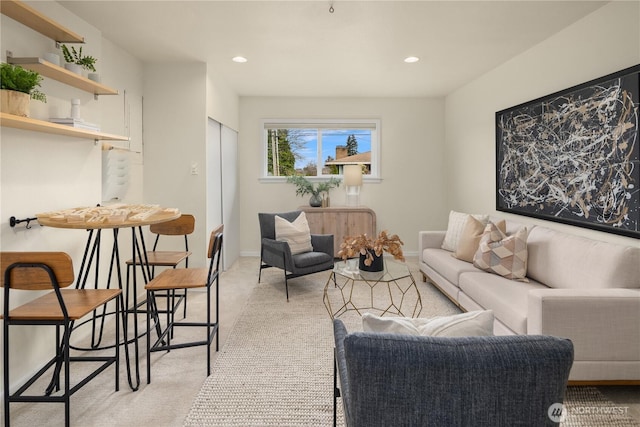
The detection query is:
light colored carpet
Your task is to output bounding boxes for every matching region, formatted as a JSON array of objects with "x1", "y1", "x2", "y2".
[
  {"x1": 186, "y1": 265, "x2": 640, "y2": 427},
  {"x1": 185, "y1": 266, "x2": 458, "y2": 426},
  {"x1": 563, "y1": 388, "x2": 640, "y2": 426}
]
